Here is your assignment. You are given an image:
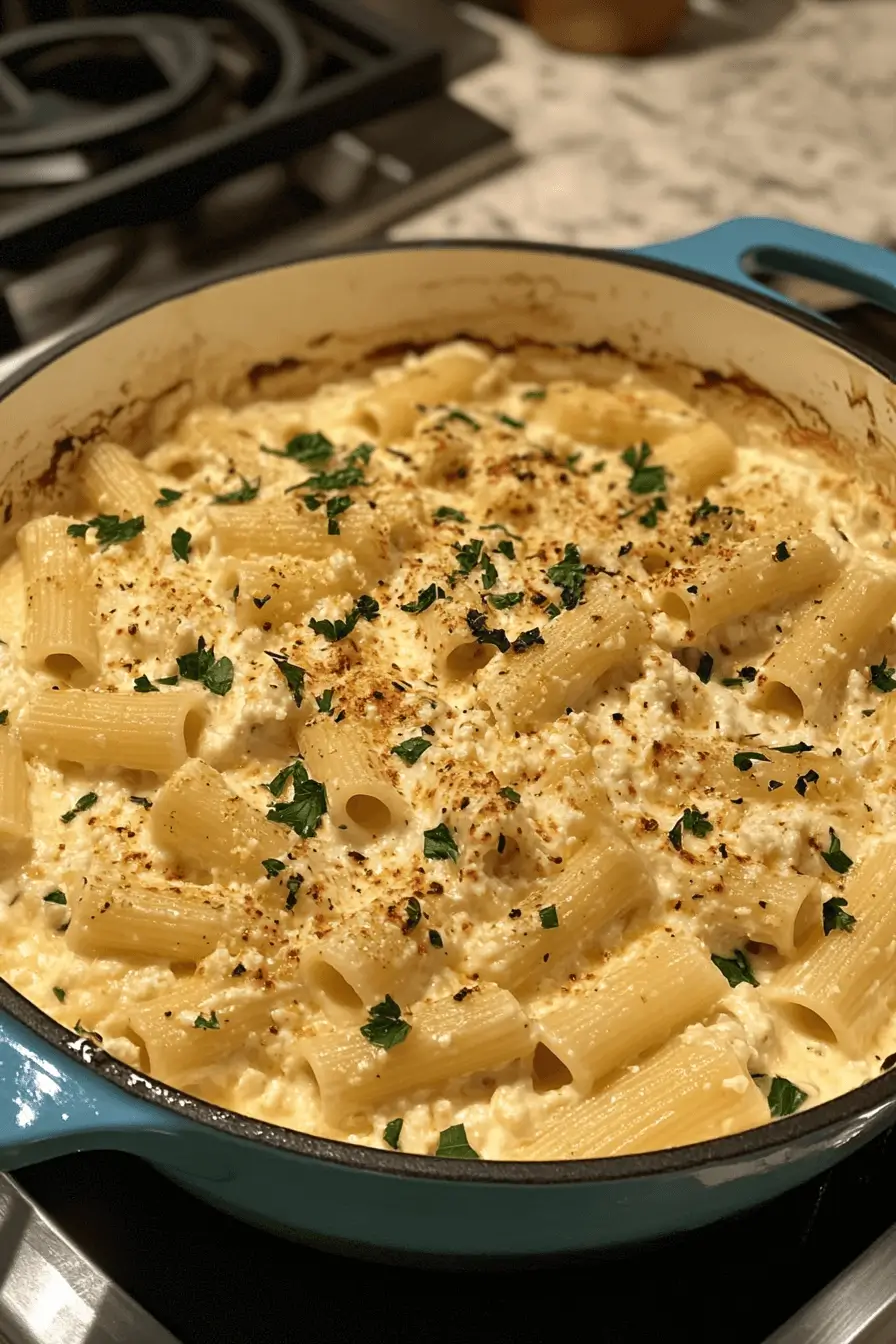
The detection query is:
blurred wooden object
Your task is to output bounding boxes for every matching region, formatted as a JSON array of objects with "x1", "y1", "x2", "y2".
[{"x1": 523, "y1": 0, "x2": 688, "y2": 54}]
